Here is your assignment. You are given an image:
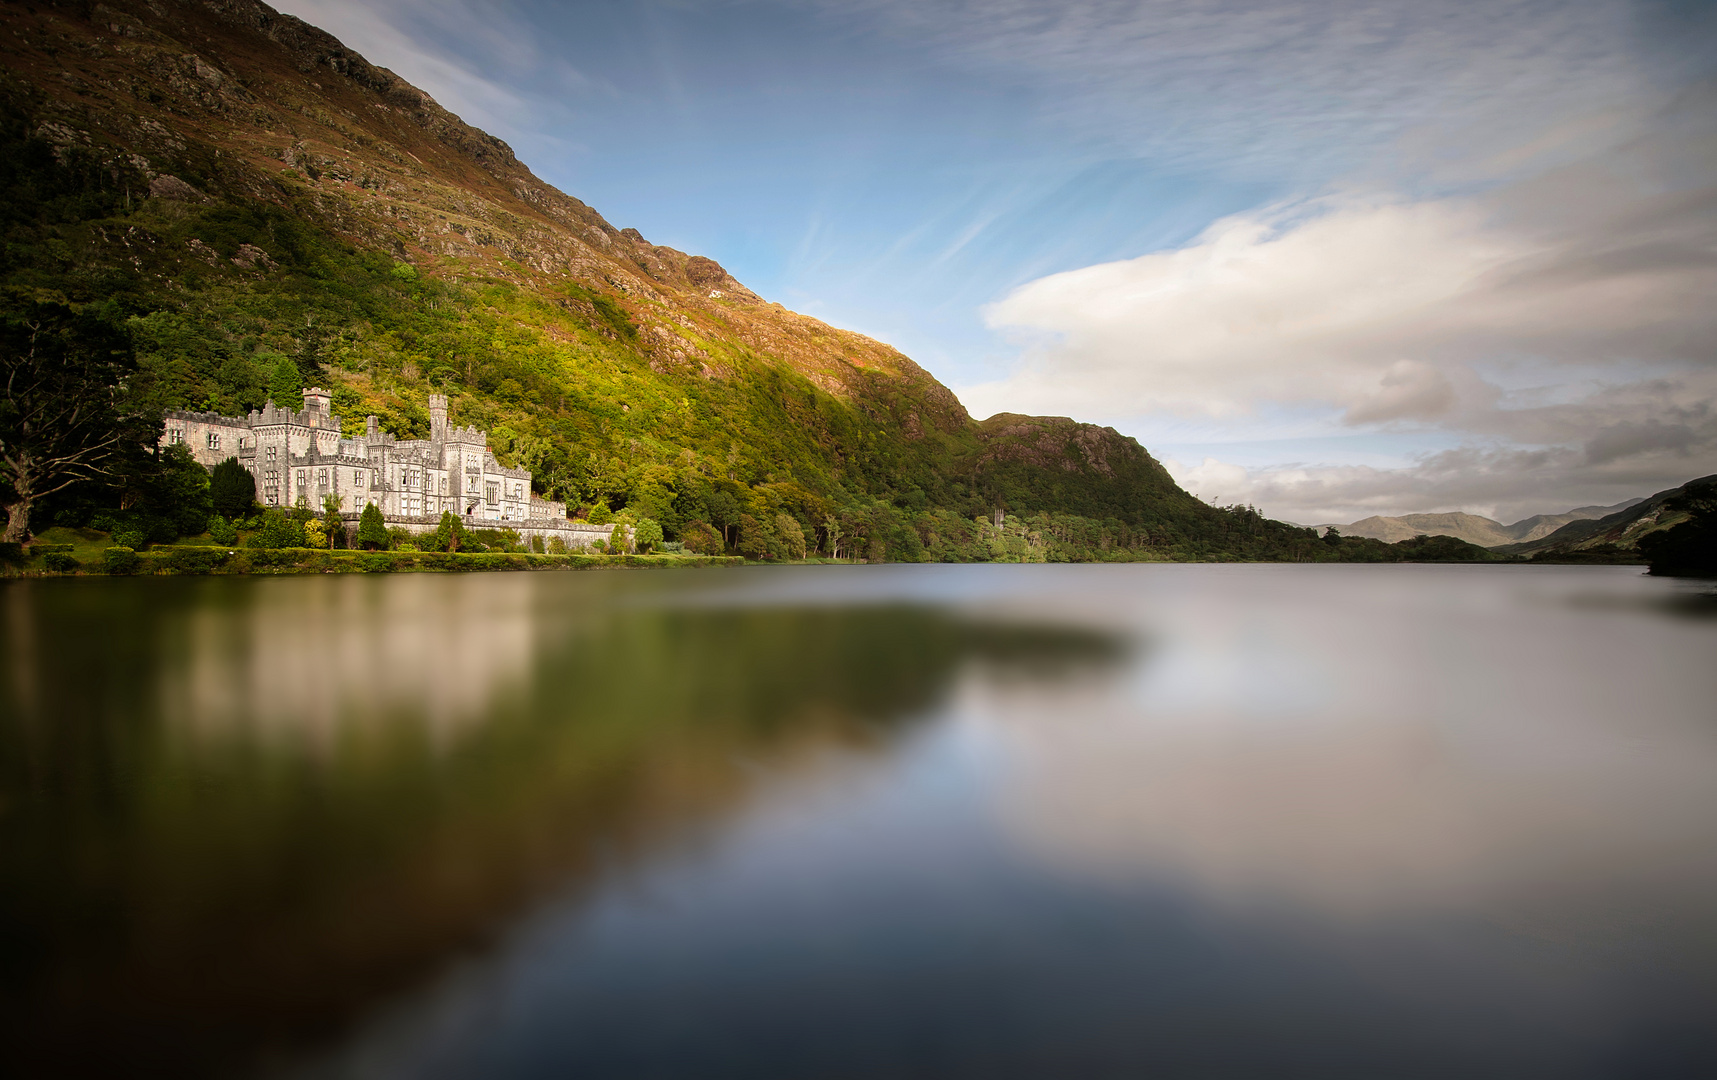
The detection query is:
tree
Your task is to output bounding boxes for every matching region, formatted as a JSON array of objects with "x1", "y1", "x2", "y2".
[
  {"x1": 210, "y1": 457, "x2": 256, "y2": 518},
  {"x1": 586, "y1": 502, "x2": 614, "y2": 525},
  {"x1": 737, "y1": 513, "x2": 780, "y2": 560},
  {"x1": 633, "y1": 517, "x2": 663, "y2": 554},
  {"x1": 267, "y1": 359, "x2": 301, "y2": 407},
  {"x1": 608, "y1": 522, "x2": 629, "y2": 553},
  {"x1": 681, "y1": 519, "x2": 723, "y2": 555},
  {"x1": 429, "y1": 510, "x2": 470, "y2": 552},
  {"x1": 356, "y1": 502, "x2": 388, "y2": 550},
  {"x1": 320, "y1": 494, "x2": 345, "y2": 549},
  {"x1": 775, "y1": 513, "x2": 807, "y2": 561},
  {"x1": 131, "y1": 443, "x2": 214, "y2": 540},
  {"x1": 0, "y1": 301, "x2": 146, "y2": 542}
]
